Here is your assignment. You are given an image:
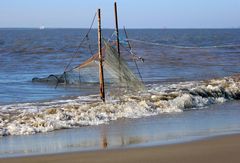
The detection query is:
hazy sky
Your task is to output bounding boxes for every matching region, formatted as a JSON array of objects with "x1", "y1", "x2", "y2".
[{"x1": 1, "y1": 0, "x2": 239, "y2": 28}]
